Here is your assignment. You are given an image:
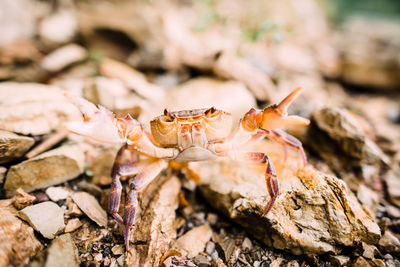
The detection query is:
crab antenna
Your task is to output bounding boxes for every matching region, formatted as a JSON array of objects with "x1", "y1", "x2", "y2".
[{"x1": 277, "y1": 87, "x2": 302, "y2": 113}]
